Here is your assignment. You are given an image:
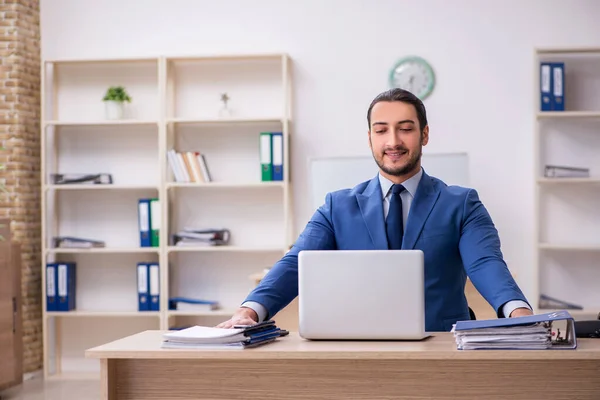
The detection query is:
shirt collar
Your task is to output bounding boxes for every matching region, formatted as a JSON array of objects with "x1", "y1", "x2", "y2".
[{"x1": 379, "y1": 167, "x2": 423, "y2": 199}]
